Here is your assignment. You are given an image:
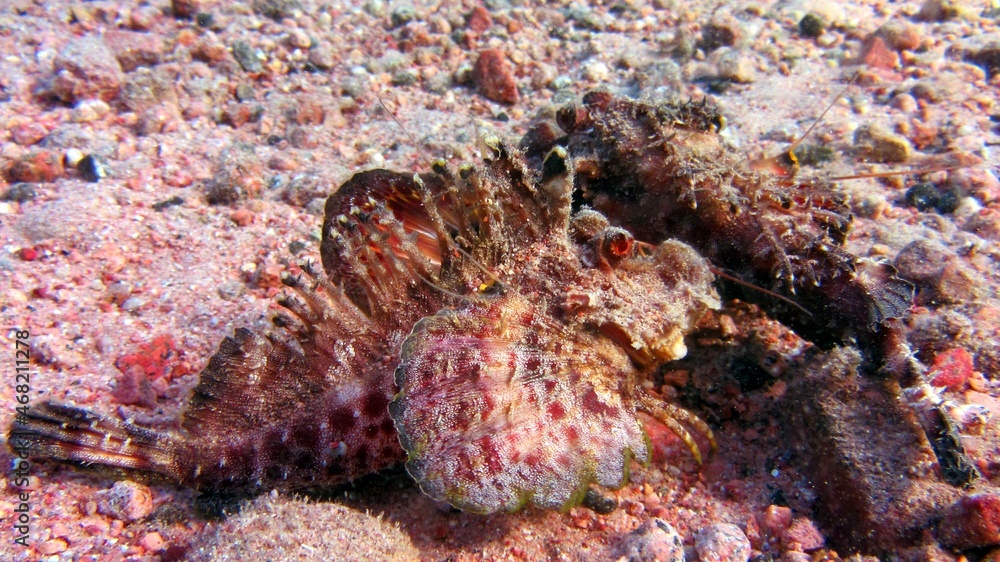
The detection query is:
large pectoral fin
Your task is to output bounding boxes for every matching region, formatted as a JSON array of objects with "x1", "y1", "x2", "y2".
[{"x1": 390, "y1": 293, "x2": 649, "y2": 514}]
